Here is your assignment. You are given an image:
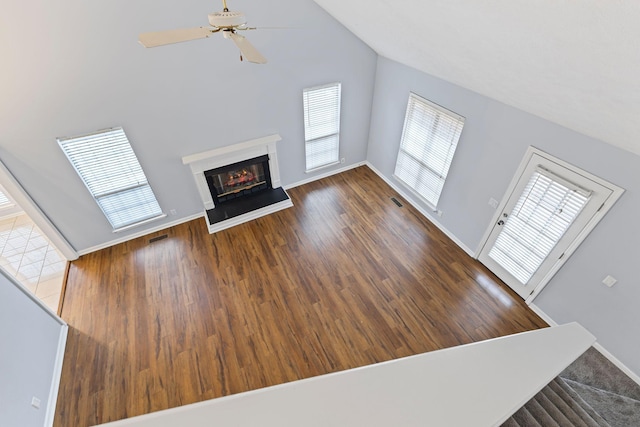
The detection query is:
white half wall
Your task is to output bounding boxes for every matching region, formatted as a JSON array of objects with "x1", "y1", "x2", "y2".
[{"x1": 0, "y1": 268, "x2": 67, "y2": 427}]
